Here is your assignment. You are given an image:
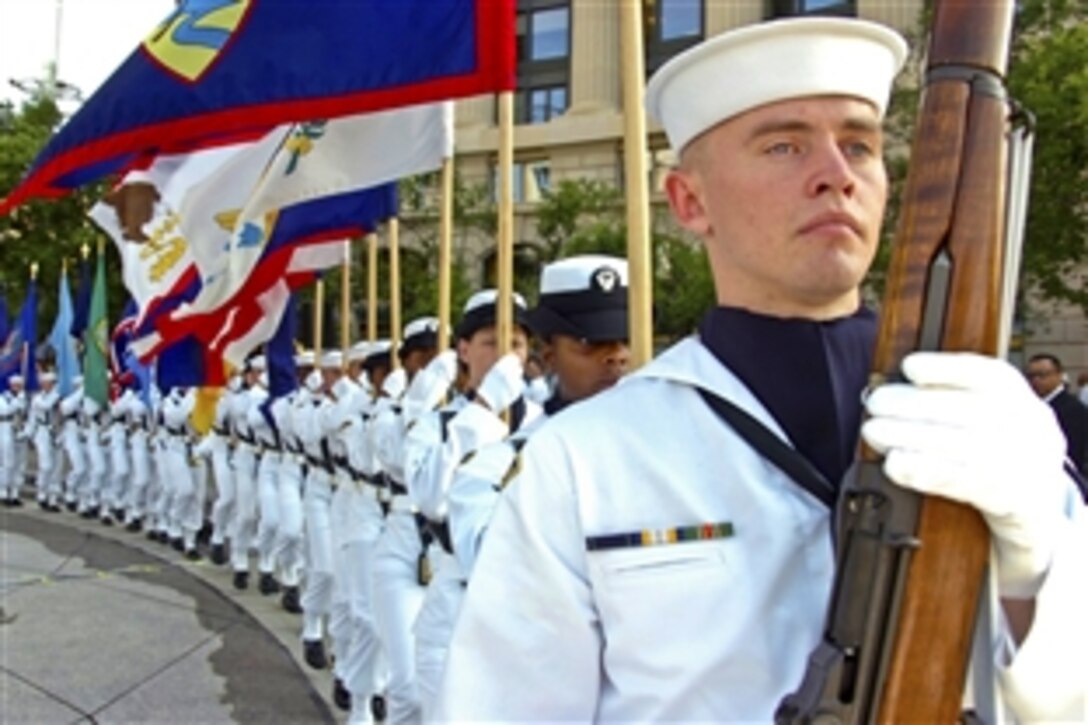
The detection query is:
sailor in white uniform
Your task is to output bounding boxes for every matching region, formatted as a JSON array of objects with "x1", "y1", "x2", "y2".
[
  {"x1": 0, "y1": 375, "x2": 26, "y2": 506},
  {"x1": 123, "y1": 387, "x2": 153, "y2": 532},
  {"x1": 28, "y1": 371, "x2": 61, "y2": 511},
  {"x1": 436, "y1": 18, "x2": 1088, "y2": 722},
  {"x1": 58, "y1": 375, "x2": 86, "y2": 512},
  {"x1": 401, "y1": 291, "x2": 540, "y2": 717}
]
